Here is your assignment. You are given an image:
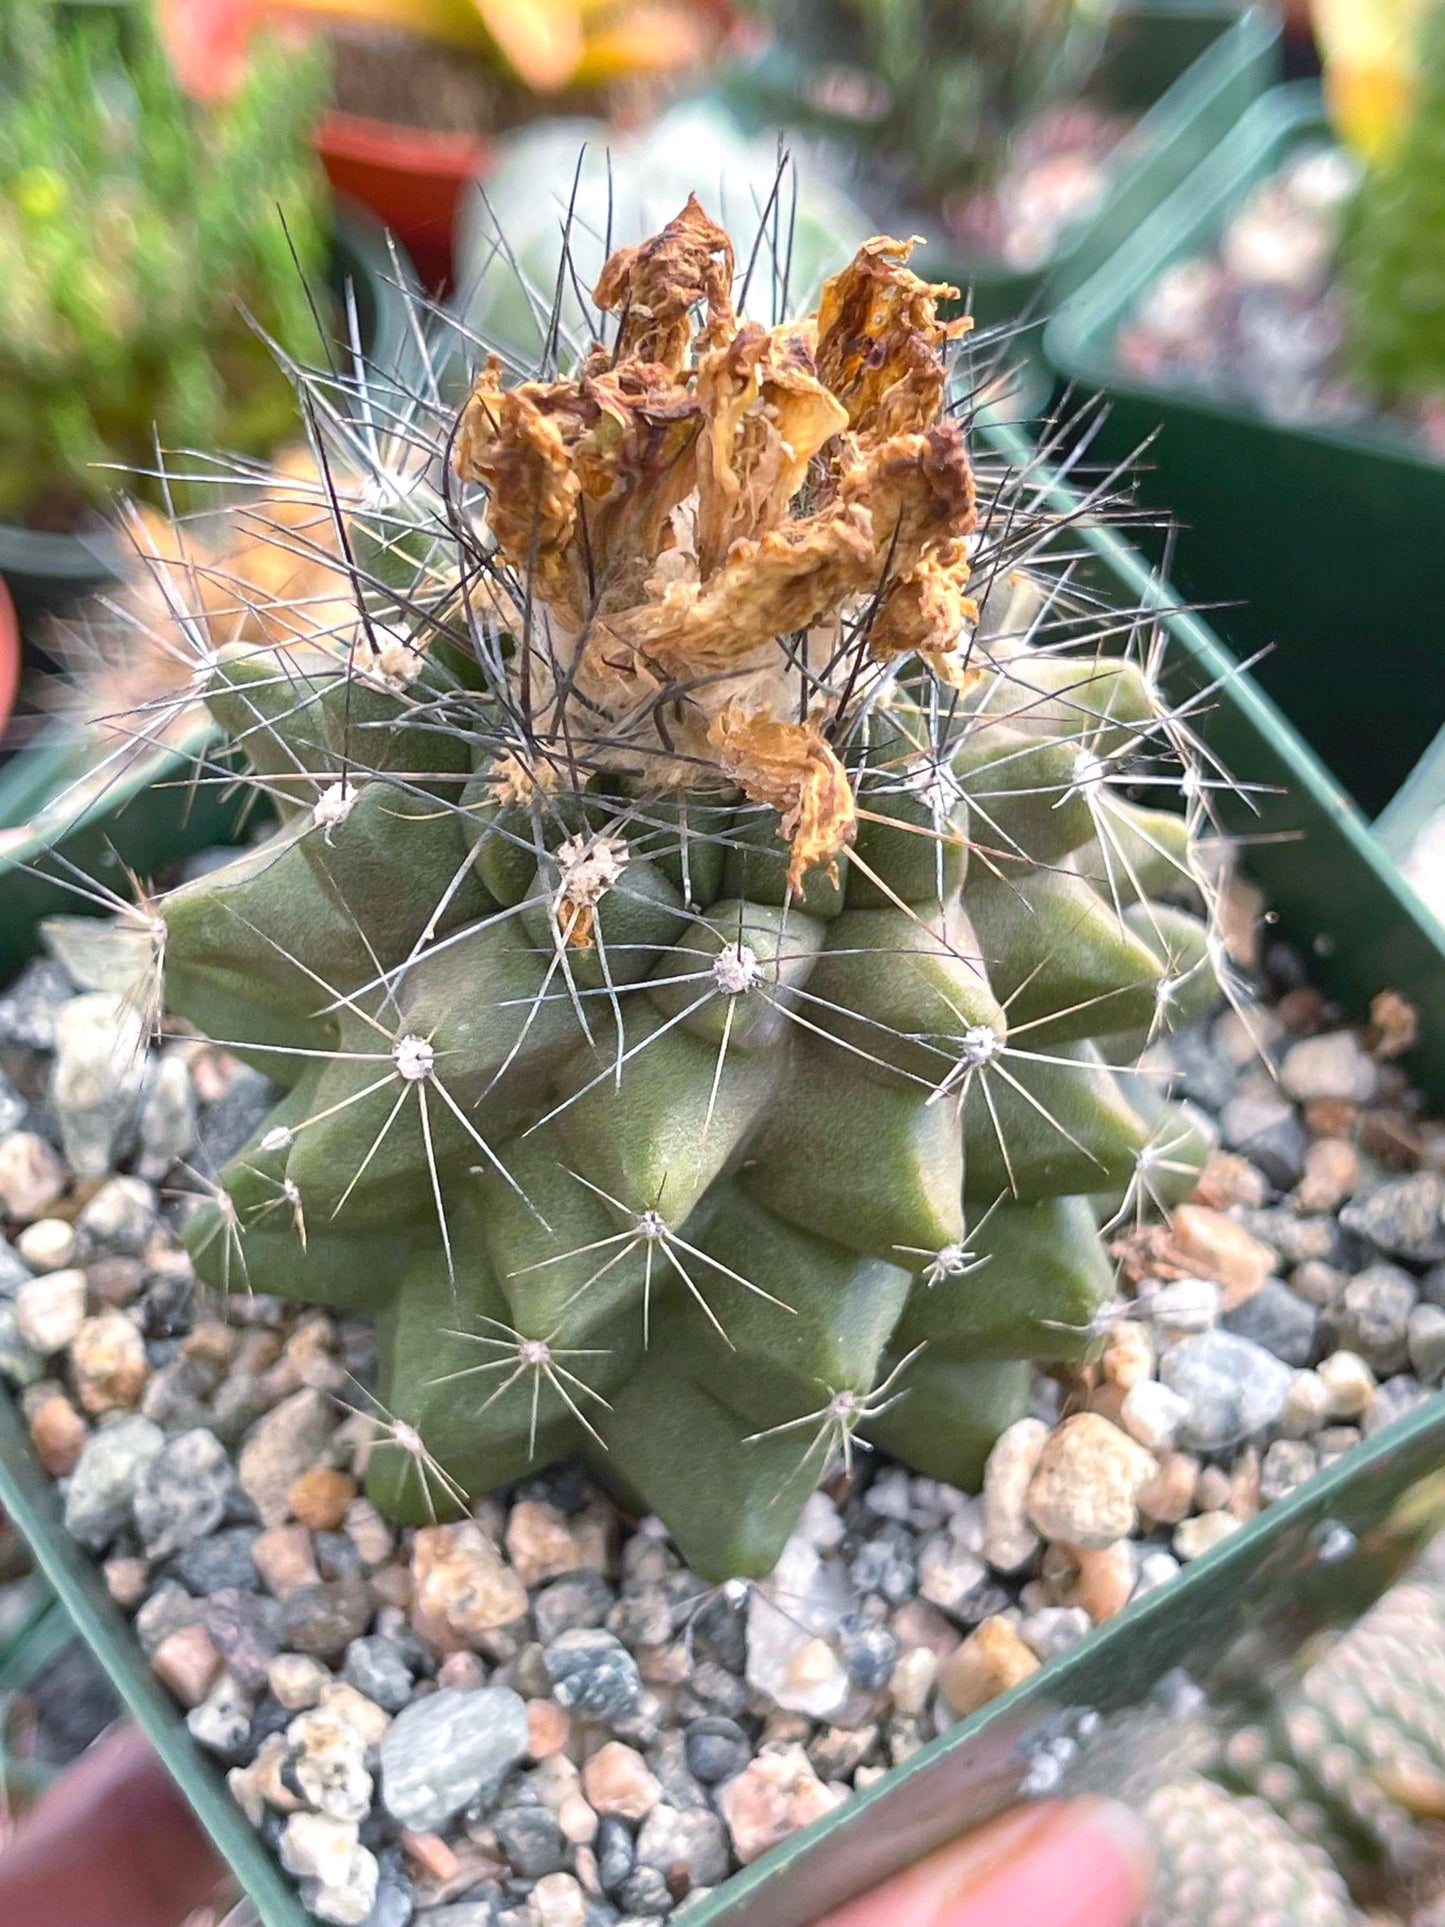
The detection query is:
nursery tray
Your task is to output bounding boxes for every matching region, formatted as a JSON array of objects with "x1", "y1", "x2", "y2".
[
  {"x1": 1044, "y1": 83, "x2": 1445, "y2": 823},
  {"x1": 721, "y1": 0, "x2": 1281, "y2": 338},
  {"x1": 2, "y1": 414, "x2": 1444, "y2": 1923}
]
